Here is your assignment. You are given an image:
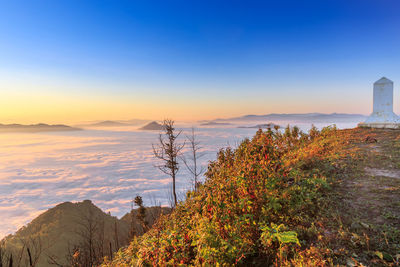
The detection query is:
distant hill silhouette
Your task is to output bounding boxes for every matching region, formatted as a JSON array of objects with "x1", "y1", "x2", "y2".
[
  {"x1": 1, "y1": 200, "x2": 170, "y2": 267},
  {"x1": 78, "y1": 119, "x2": 150, "y2": 128},
  {"x1": 238, "y1": 123, "x2": 279, "y2": 129},
  {"x1": 200, "y1": 122, "x2": 232, "y2": 126},
  {"x1": 0, "y1": 123, "x2": 81, "y2": 133},
  {"x1": 122, "y1": 119, "x2": 150, "y2": 125},
  {"x1": 210, "y1": 113, "x2": 367, "y2": 123},
  {"x1": 139, "y1": 121, "x2": 164, "y2": 130},
  {"x1": 80, "y1": 120, "x2": 129, "y2": 127}
]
